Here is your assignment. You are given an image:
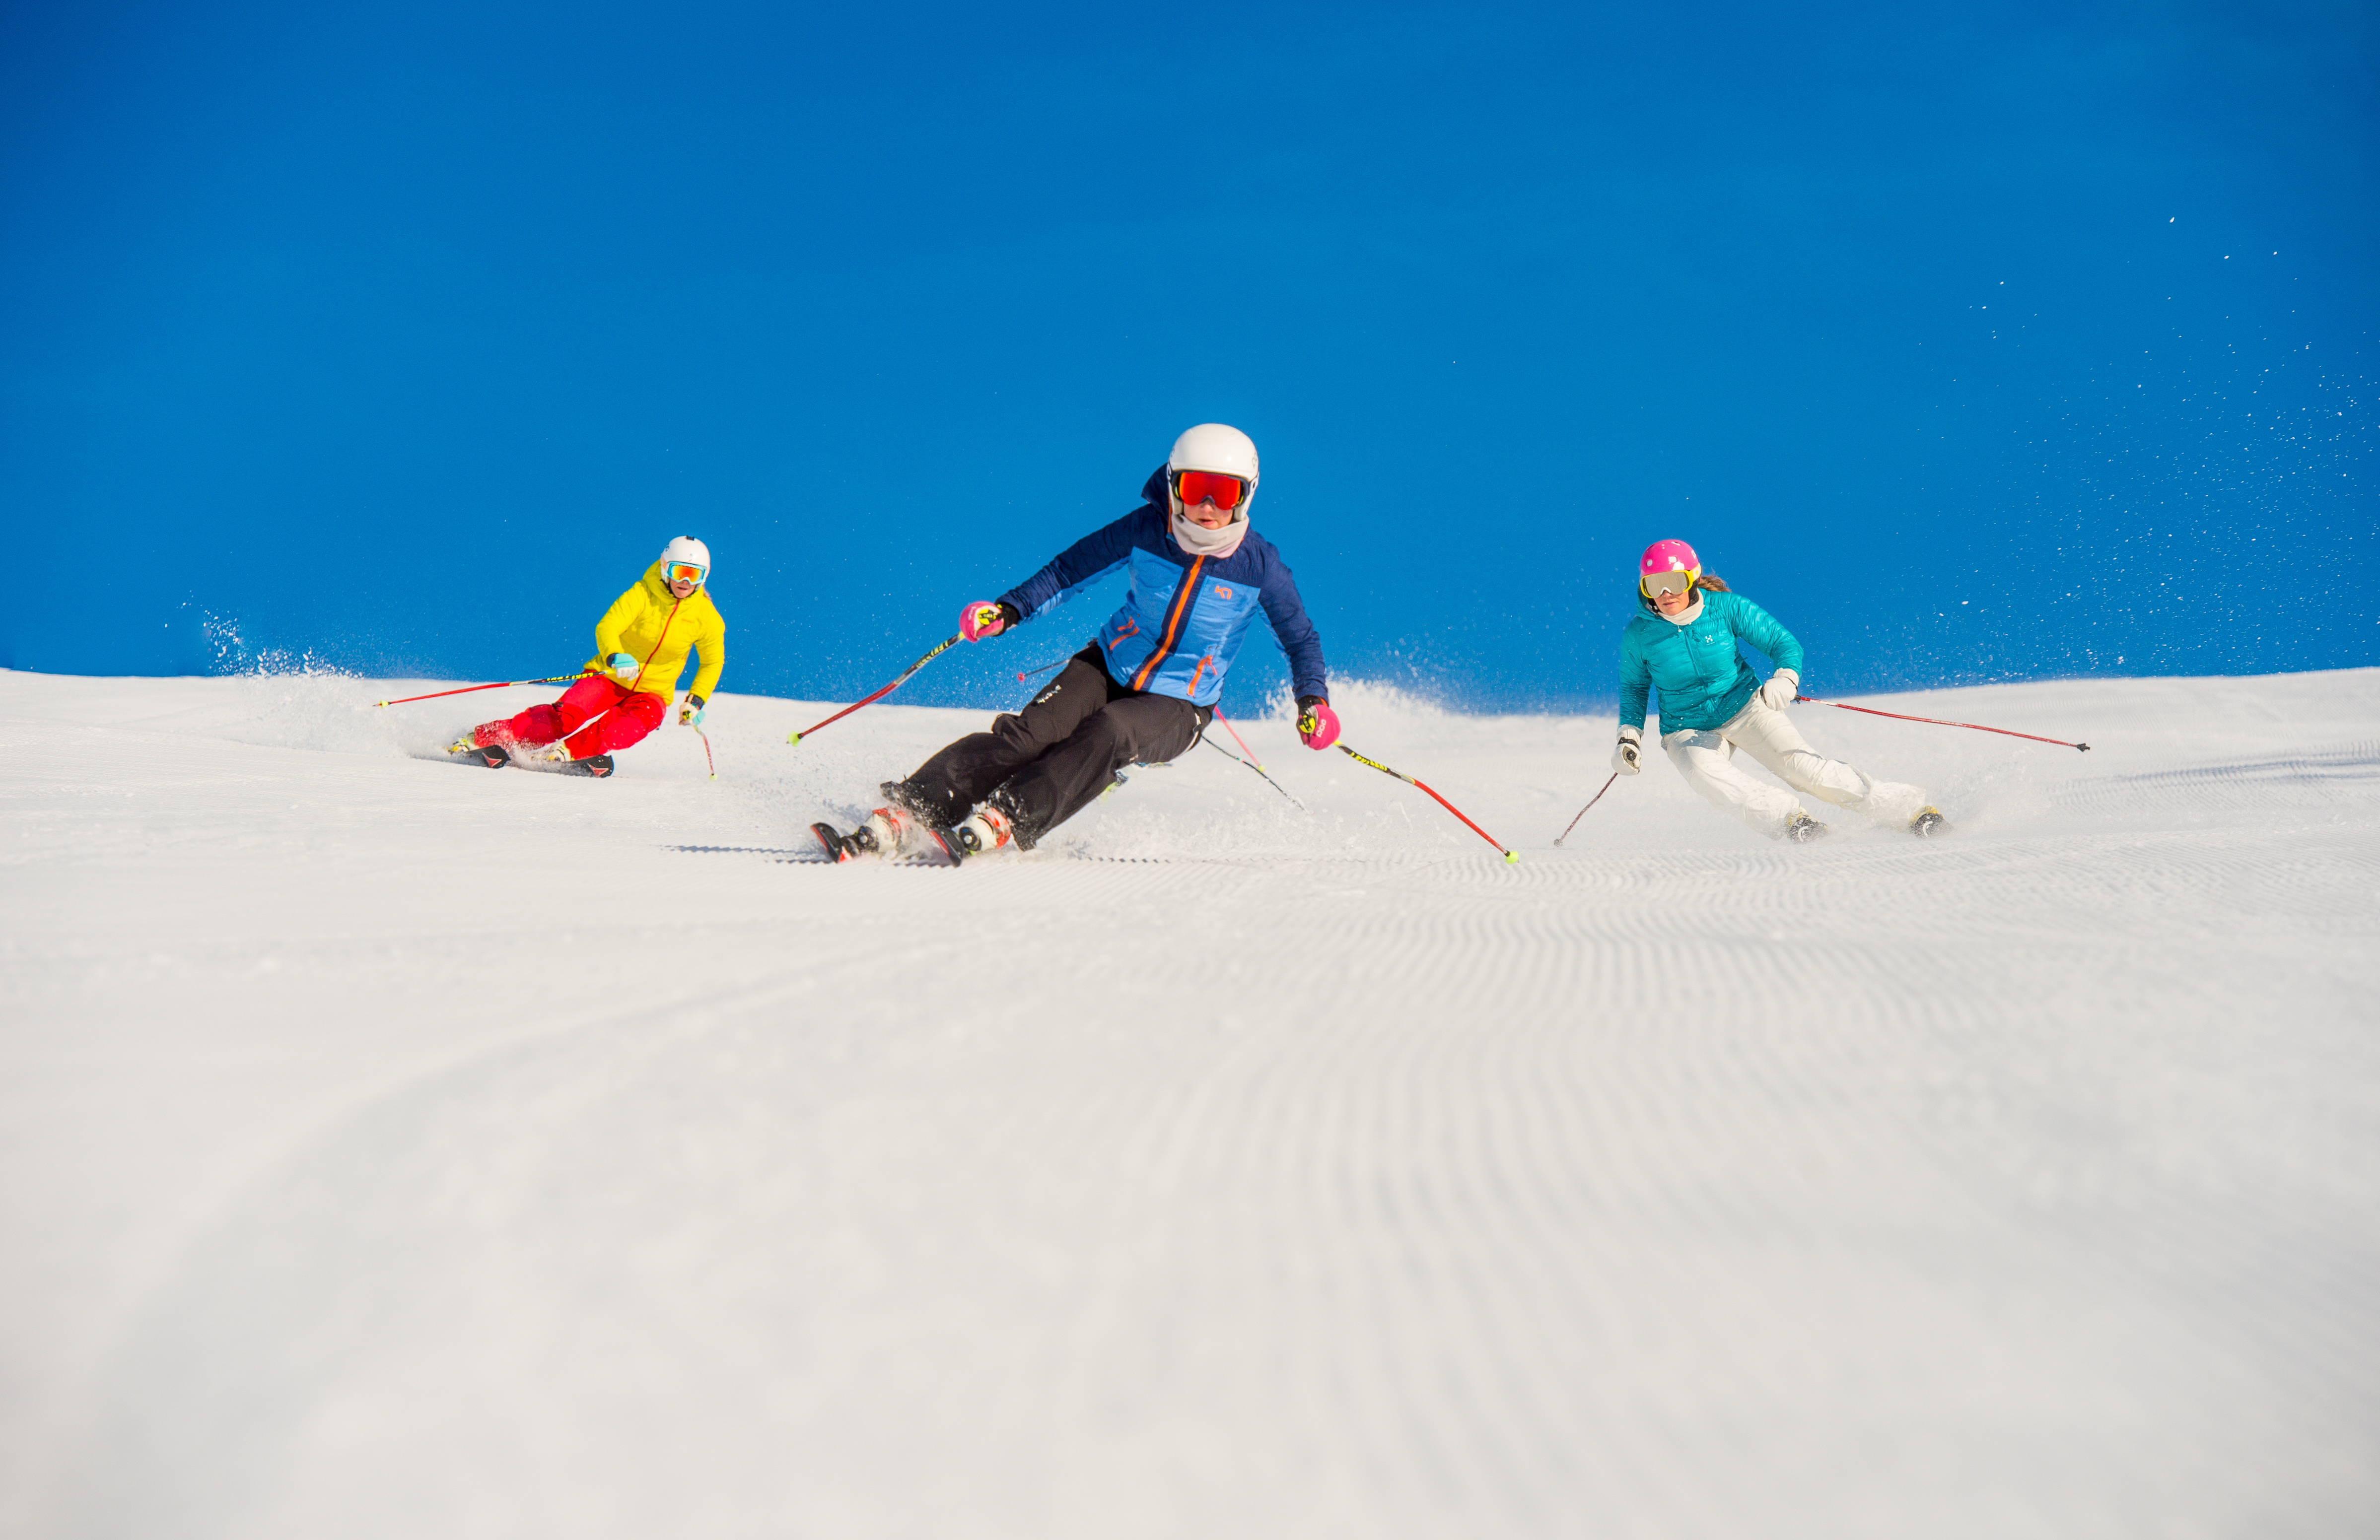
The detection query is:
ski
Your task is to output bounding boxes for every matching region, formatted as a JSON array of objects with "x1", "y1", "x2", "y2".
[
  {"x1": 436, "y1": 738, "x2": 612, "y2": 777},
  {"x1": 809, "y1": 811, "x2": 960, "y2": 865}
]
